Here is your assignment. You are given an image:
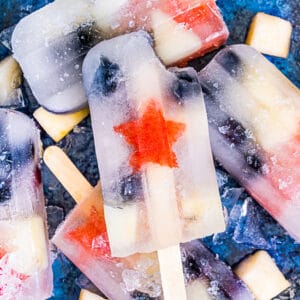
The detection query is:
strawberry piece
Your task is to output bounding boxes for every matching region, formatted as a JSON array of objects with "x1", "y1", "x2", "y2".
[{"x1": 114, "y1": 100, "x2": 185, "y2": 171}]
